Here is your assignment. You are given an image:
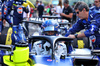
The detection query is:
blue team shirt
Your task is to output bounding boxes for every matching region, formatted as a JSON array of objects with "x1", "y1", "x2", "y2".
[
  {"x1": 65, "y1": 8, "x2": 100, "y2": 45},
  {"x1": 7, "y1": 0, "x2": 29, "y2": 25}
]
